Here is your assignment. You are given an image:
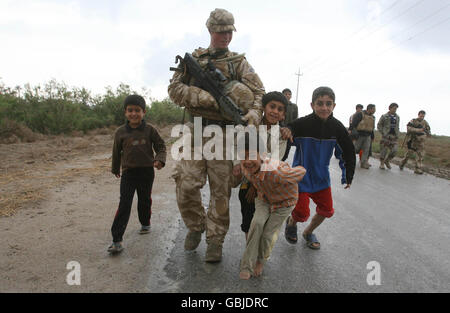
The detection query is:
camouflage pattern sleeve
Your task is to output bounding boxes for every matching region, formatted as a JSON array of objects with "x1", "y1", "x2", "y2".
[
  {"x1": 407, "y1": 118, "x2": 425, "y2": 134},
  {"x1": 167, "y1": 69, "x2": 218, "y2": 110},
  {"x1": 168, "y1": 69, "x2": 189, "y2": 107},
  {"x1": 236, "y1": 58, "x2": 265, "y2": 125},
  {"x1": 406, "y1": 119, "x2": 416, "y2": 134}
]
